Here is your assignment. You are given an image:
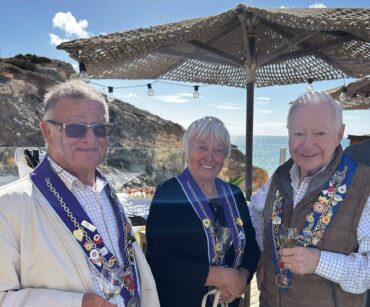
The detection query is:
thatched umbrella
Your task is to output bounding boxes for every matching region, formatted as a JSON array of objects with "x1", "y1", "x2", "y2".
[
  {"x1": 58, "y1": 4, "x2": 370, "y2": 199},
  {"x1": 327, "y1": 77, "x2": 370, "y2": 110}
]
